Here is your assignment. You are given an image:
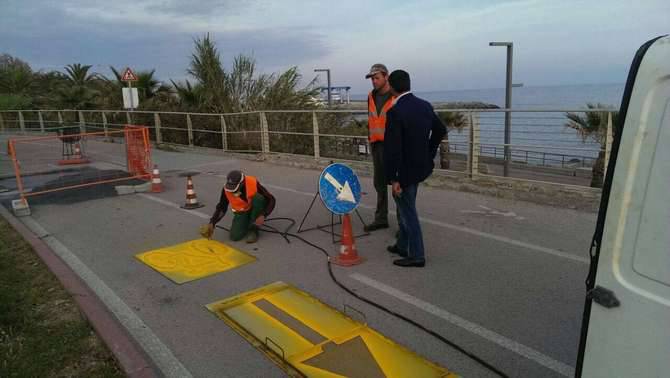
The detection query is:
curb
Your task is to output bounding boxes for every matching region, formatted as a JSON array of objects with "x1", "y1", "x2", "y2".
[{"x1": 0, "y1": 205, "x2": 158, "y2": 378}]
